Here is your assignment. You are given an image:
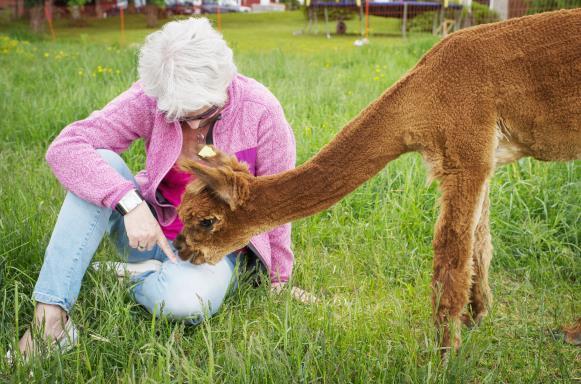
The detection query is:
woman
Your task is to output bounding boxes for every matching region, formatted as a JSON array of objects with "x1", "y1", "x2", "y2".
[{"x1": 17, "y1": 17, "x2": 308, "y2": 358}]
